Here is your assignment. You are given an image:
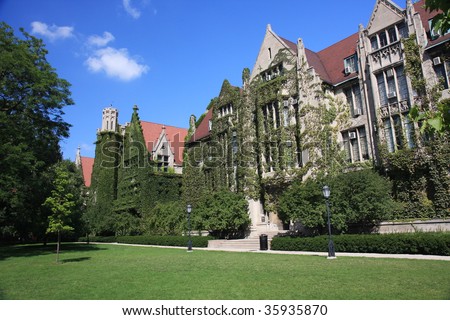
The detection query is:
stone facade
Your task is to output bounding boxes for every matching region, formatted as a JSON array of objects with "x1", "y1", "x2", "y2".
[{"x1": 184, "y1": 0, "x2": 450, "y2": 235}]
